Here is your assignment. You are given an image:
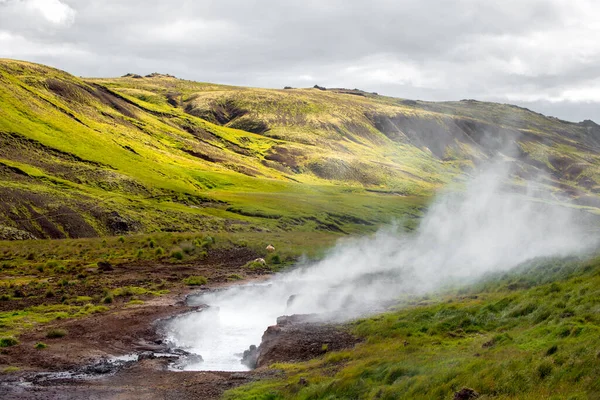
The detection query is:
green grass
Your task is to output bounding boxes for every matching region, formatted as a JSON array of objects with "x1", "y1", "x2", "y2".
[
  {"x1": 46, "y1": 328, "x2": 67, "y2": 338},
  {"x1": 0, "y1": 230, "x2": 342, "y2": 336},
  {"x1": 1, "y1": 59, "x2": 597, "y2": 240},
  {"x1": 183, "y1": 276, "x2": 208, "y2": 286},
  {"x1": 225, "y1": 255, "x2": 600, "y2": 400}
]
